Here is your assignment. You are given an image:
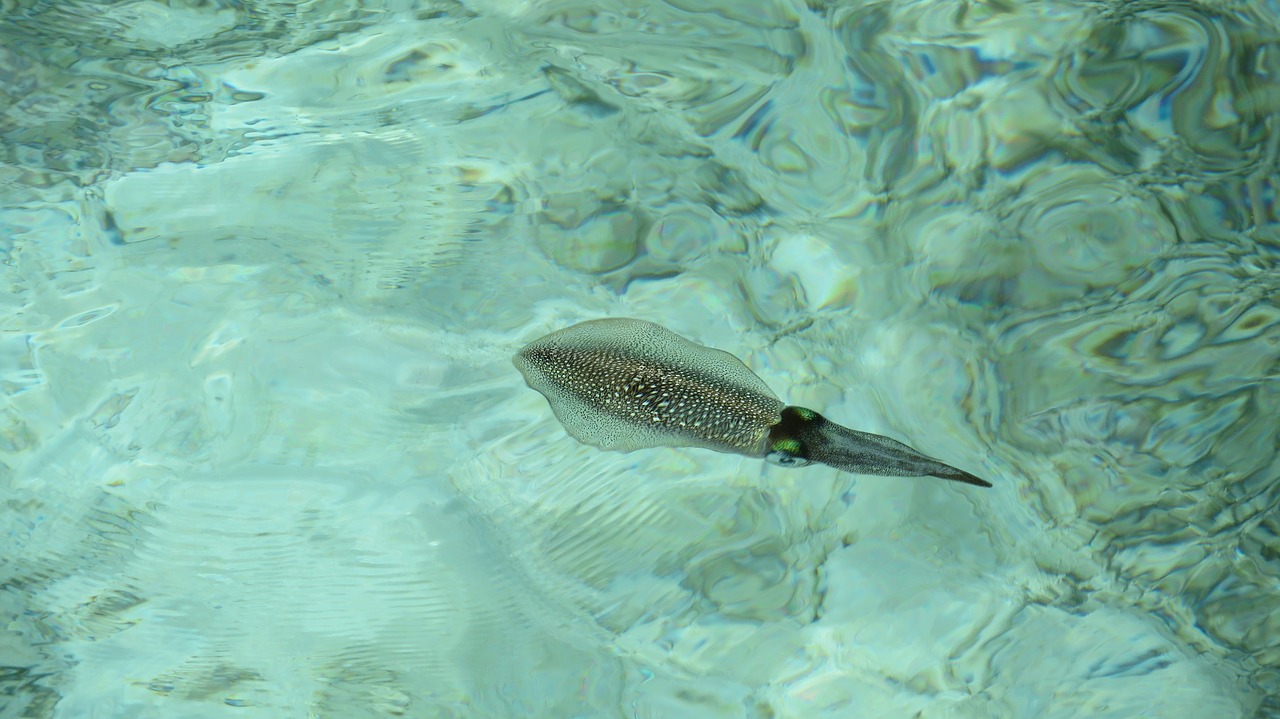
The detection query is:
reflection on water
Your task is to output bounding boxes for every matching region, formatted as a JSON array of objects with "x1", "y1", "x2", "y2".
[{"x1": 2, "y1": 0, "x2": 1277, "y2": 717}]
